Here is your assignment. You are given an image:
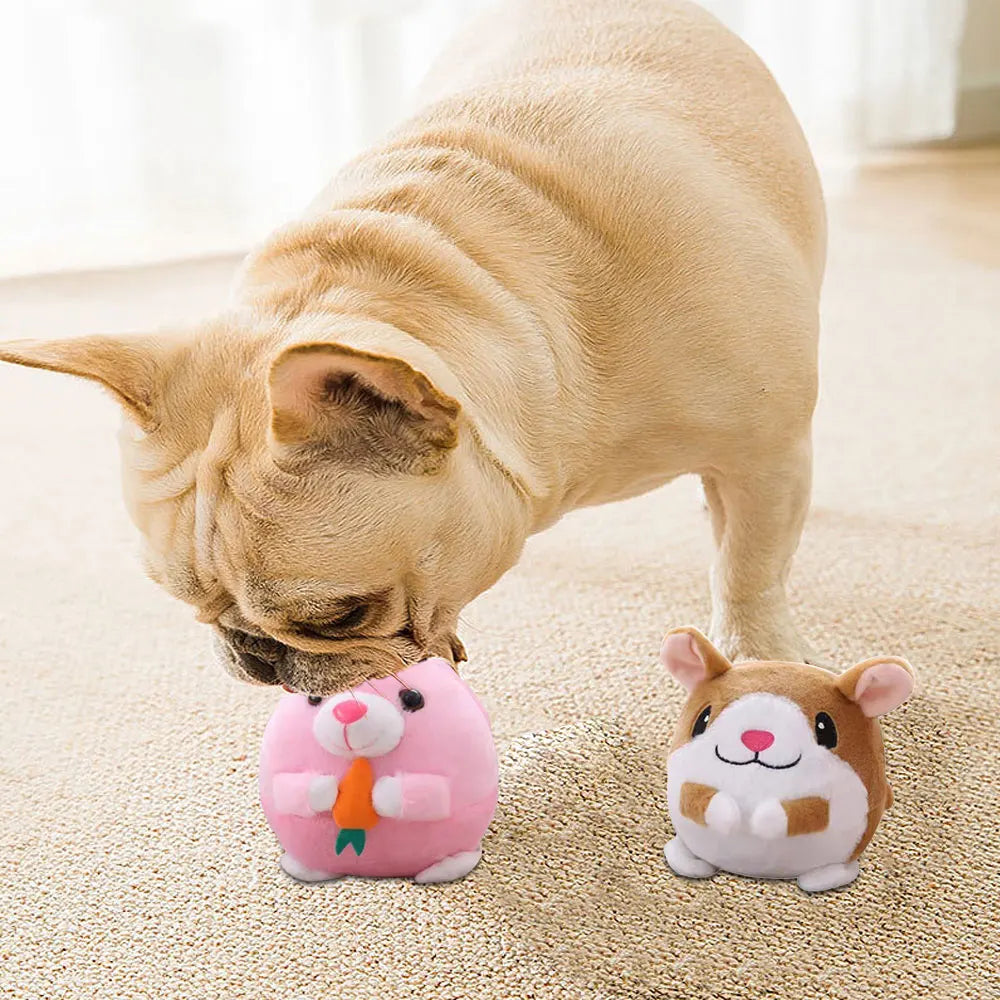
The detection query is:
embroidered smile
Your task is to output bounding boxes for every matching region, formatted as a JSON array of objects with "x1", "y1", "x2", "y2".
[
  {"x1": 343, "y1": 728, "x2": 381, "y2": 754},
  {"x1": 714, "y1": 746, "x2": 802, "y2": 770}
]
